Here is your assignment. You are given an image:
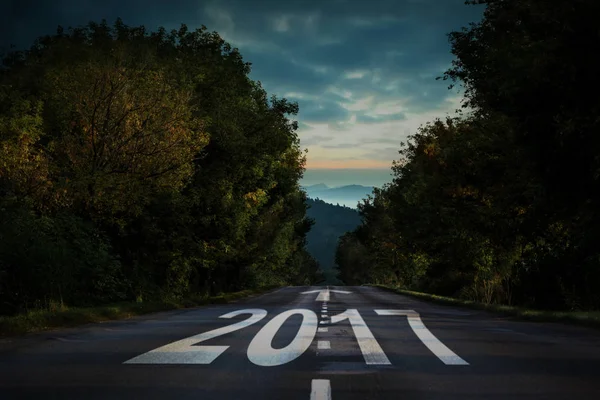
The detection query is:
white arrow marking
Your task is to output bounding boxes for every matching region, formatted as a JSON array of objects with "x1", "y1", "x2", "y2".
[
  {"x1": 375, "y1": 309, "x2": 469, "y2": 365},
  {"x1": 310, "y1": 379, "x2": 332, "y2": 400},
  {"x1": 318, "y1": 290, "x2": 329, "y2": 302},
  {"x1": 301, "y1": 287, "x2": 351, "y2": 302},
  {"x1": 301, "y1": 289, "x2": 329, "y2": 301}
]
